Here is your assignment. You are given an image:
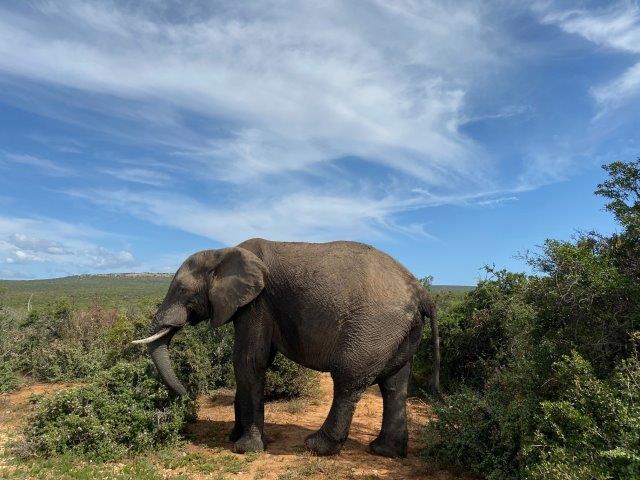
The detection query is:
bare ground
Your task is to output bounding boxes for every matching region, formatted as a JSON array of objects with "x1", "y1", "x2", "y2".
[{"x1": 0, "y1": 374, "x2": 471, "y2": 480}]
